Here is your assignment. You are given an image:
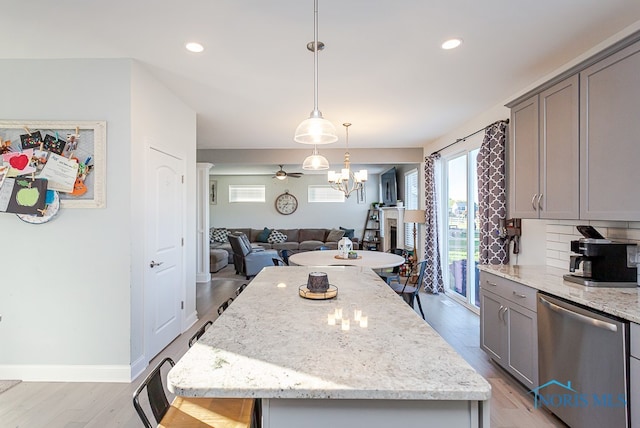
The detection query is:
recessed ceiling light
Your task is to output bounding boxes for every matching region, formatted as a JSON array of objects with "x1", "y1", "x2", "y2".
[
  {"x1": 442, "y1": 38, "x2": 462, "y2": 50},
  {"x1": 185, "y1": 42, "x2": 204, "y2": 53}
]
